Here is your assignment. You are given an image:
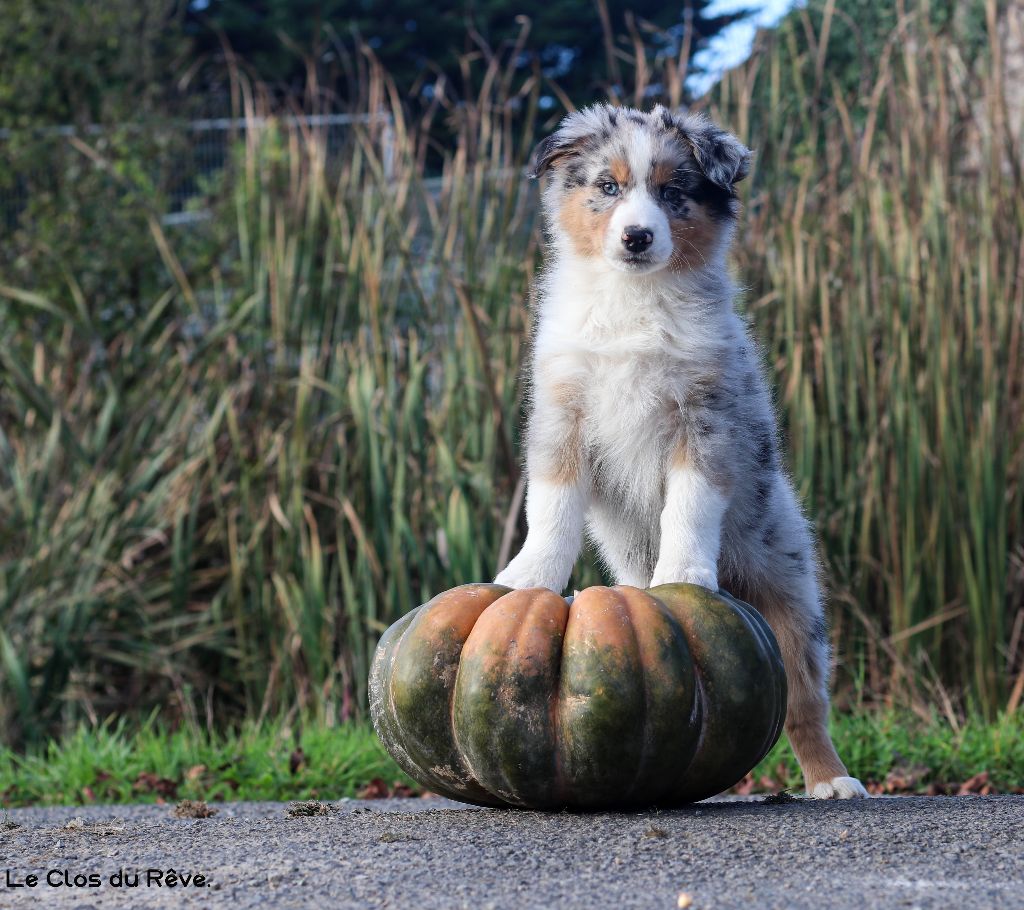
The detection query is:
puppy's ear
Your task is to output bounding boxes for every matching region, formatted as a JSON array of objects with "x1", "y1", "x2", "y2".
[
  {"x1": 527, "y1": 133, "x2": 579, "y2": 179},
  {"x1": 673, "y1": 112, "x2": 752, "y2": 190},
  {"x1": 526, "y1": 105, "x2": 611, "y2": 179}
]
